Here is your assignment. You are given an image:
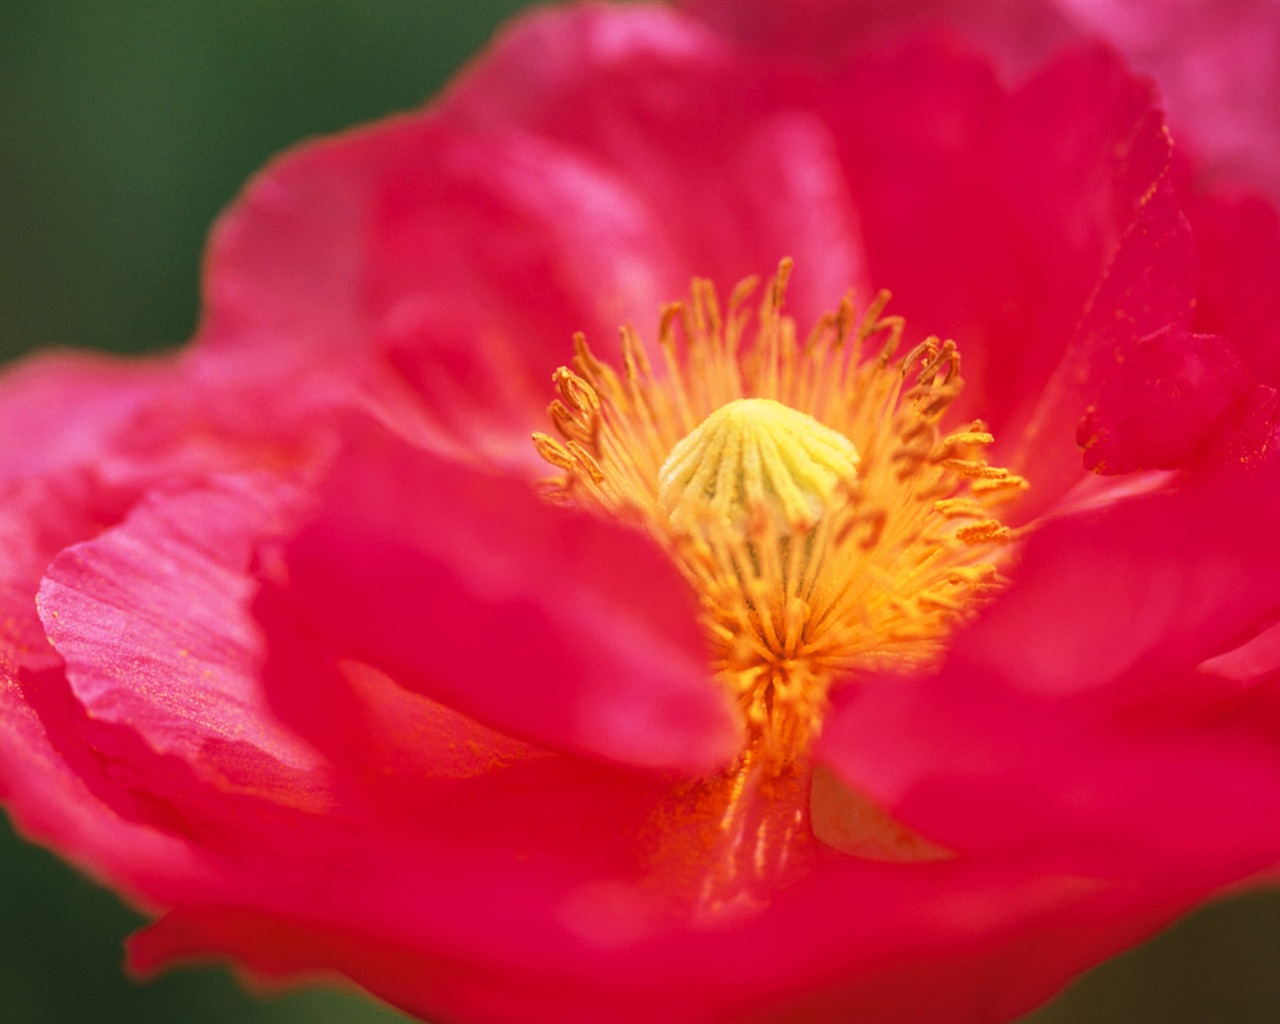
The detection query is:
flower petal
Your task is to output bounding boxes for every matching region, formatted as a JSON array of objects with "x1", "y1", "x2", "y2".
[
  {"x1": 822, "y1": 662, "x2": 1280, "y2": 882},
  {"x1": 125, "y1": 807, "x2": 1201, "y2": 1024},
  {"x1": 684, "y1": 0, "x2": 1076, "y2": 75},
  {"x1": 958, "y1": 483, "x2": 1280, "y2": 699},
  {"x1": 1076, "y1": 325, "x2": 1247, "y2": 474},
  {"x1": 820, "y1": 477, "x2": 1280, "y2": 875},
  {"x1": 1057, "y1": 0, "x2": 1280, "y2": 202},
  {"x1": 1189, "y1": 188, "x2": 1280, "y2": 388},
  {"x1": 257, "y1": 418, "x2": 741, "y2": 775},
  {"x1": 821, "y1": 39, "x2": 1207, "y2": 498},
  {"x1": 197, "y1": 4, "x2": 864, "y2": 472},
  {"x1": 0, "y1": 478, "x2": 211, "y2": 910},
  {"x1": 38, "y1": 475, "x2": 328, "y2": 805},
  {"x1": 0, "y1": 349, "x2": 175, "y2": 482}
]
